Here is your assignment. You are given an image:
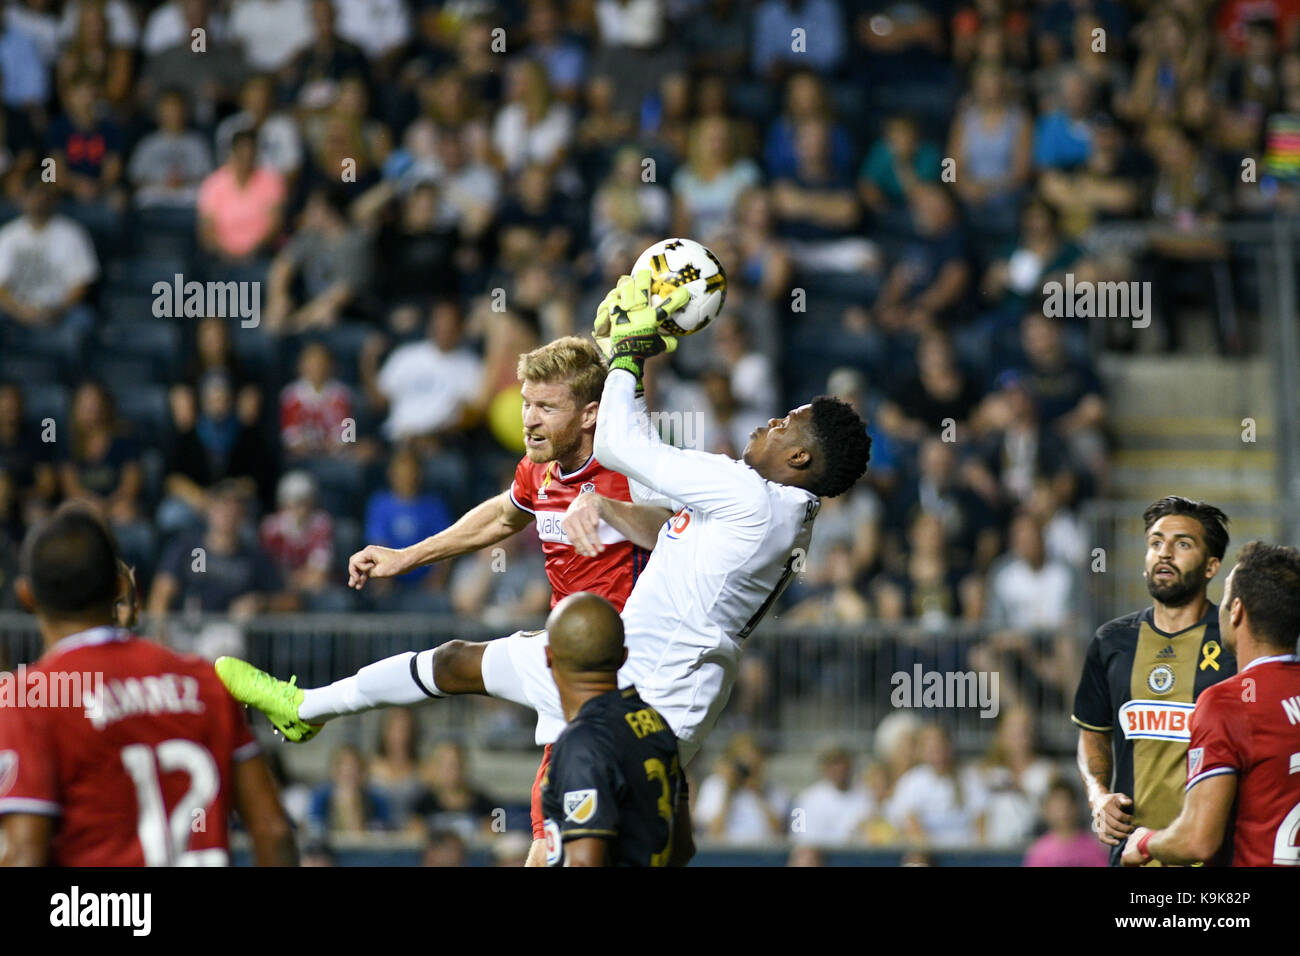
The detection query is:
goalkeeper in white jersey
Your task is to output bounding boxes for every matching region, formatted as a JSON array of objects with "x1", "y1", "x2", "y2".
[{"x1": 215, "y1": 271, "x2": 870, "y2": 768}]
